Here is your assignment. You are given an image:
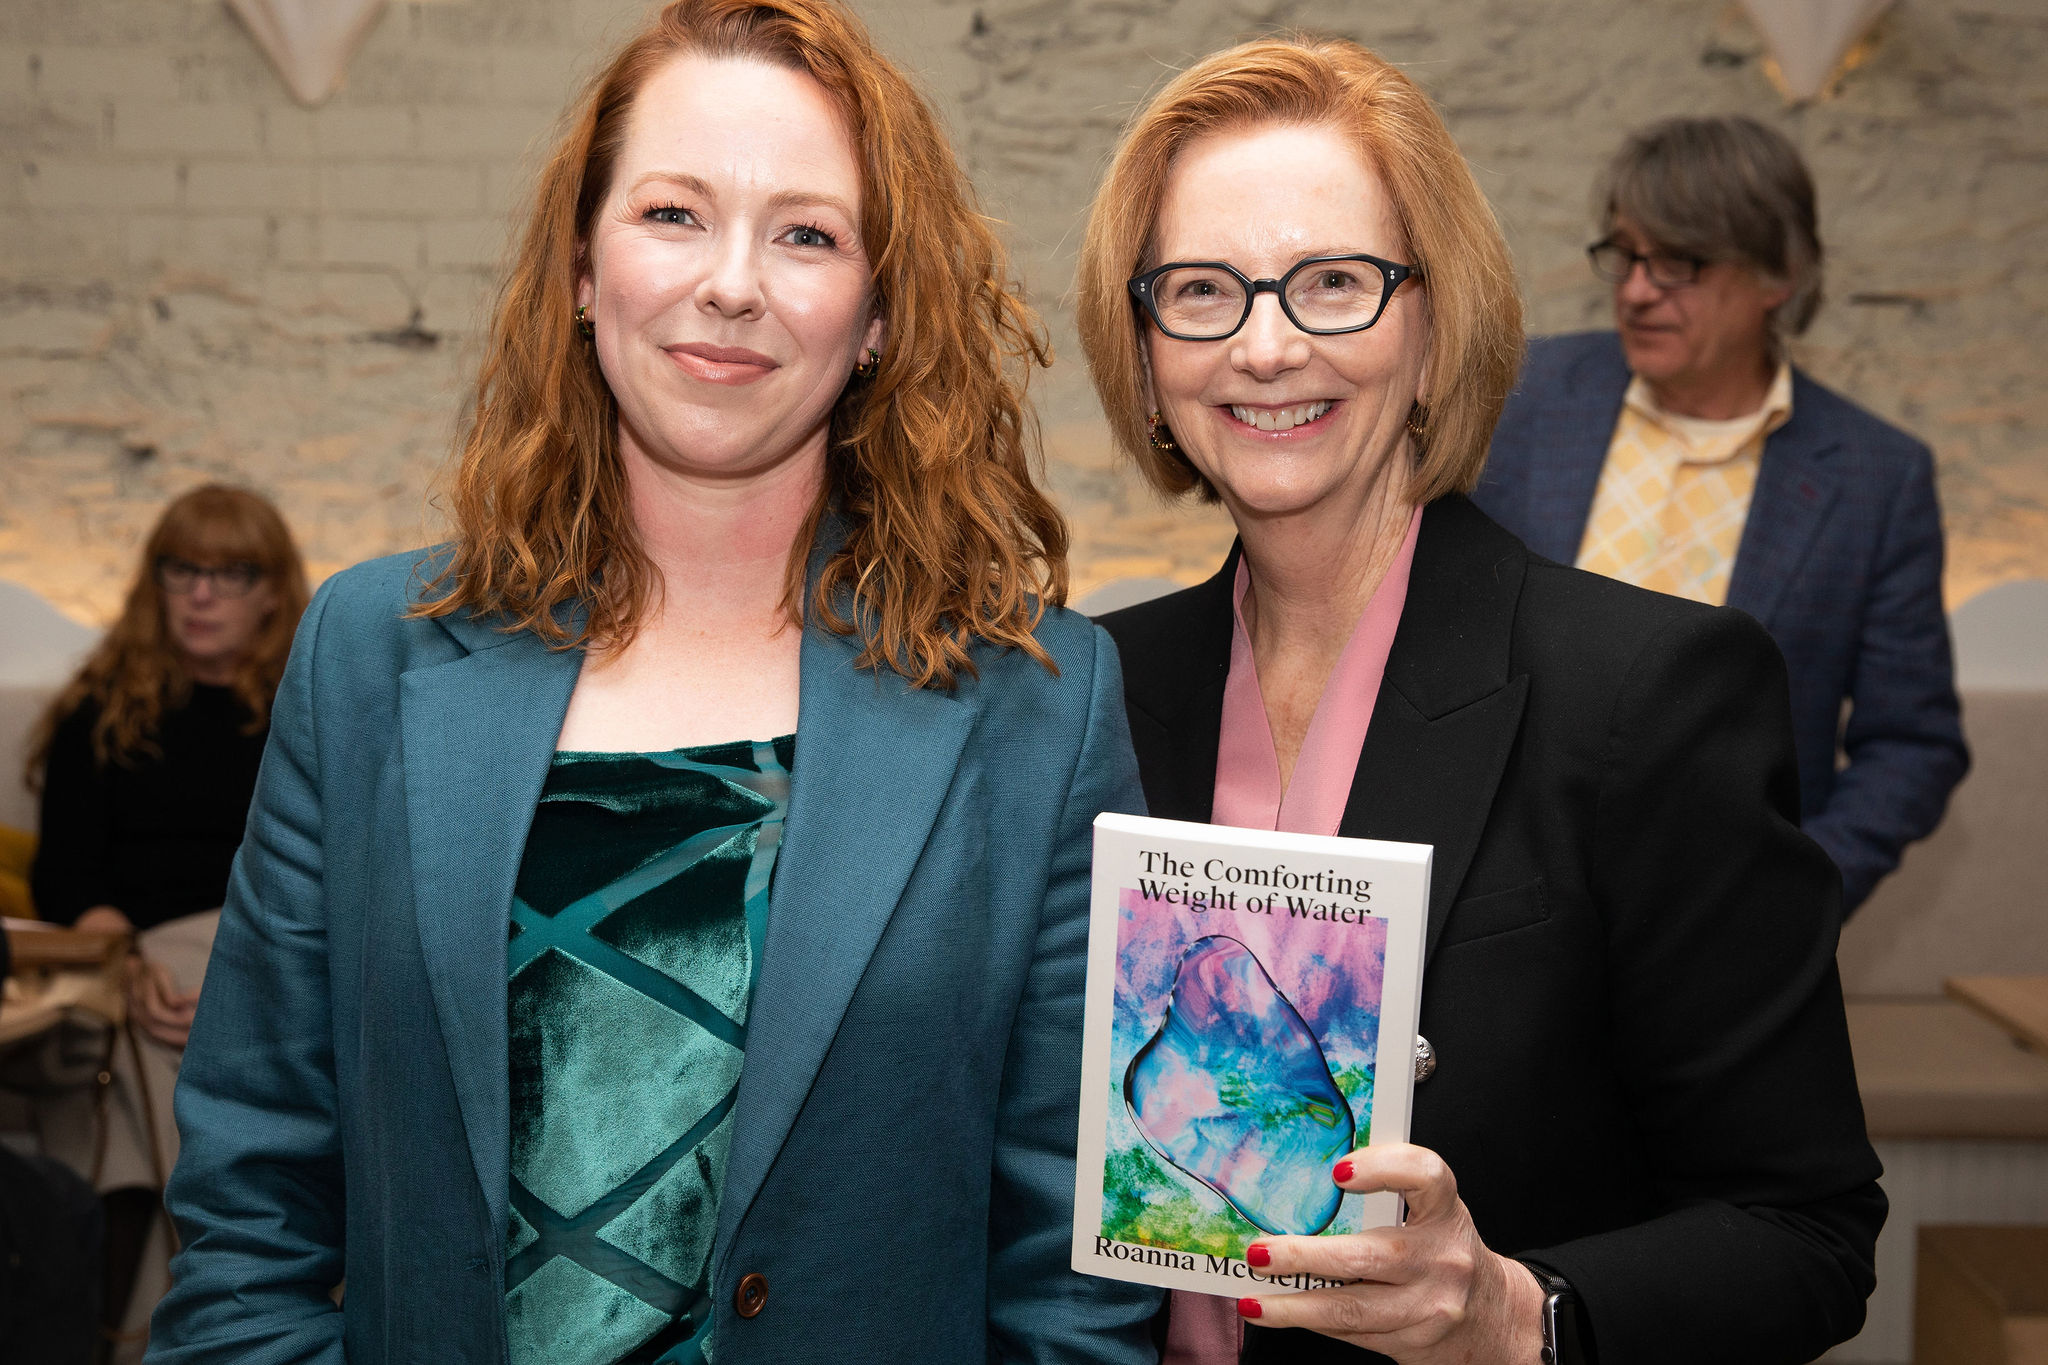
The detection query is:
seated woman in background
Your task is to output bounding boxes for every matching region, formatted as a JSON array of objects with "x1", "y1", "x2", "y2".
[
  {"x1": 148, "y1": 2, "x2": 1156, "y2": 1362},
  {"x1": 1078, "y1": 37, "x2": 1883, "y2": 1365},
  {"x1": 31, "y1": 484, "x2": 307, "y2": 967},
  {"x1": 26, "y1": 481, "x2": 307, "y2": 1352}
]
